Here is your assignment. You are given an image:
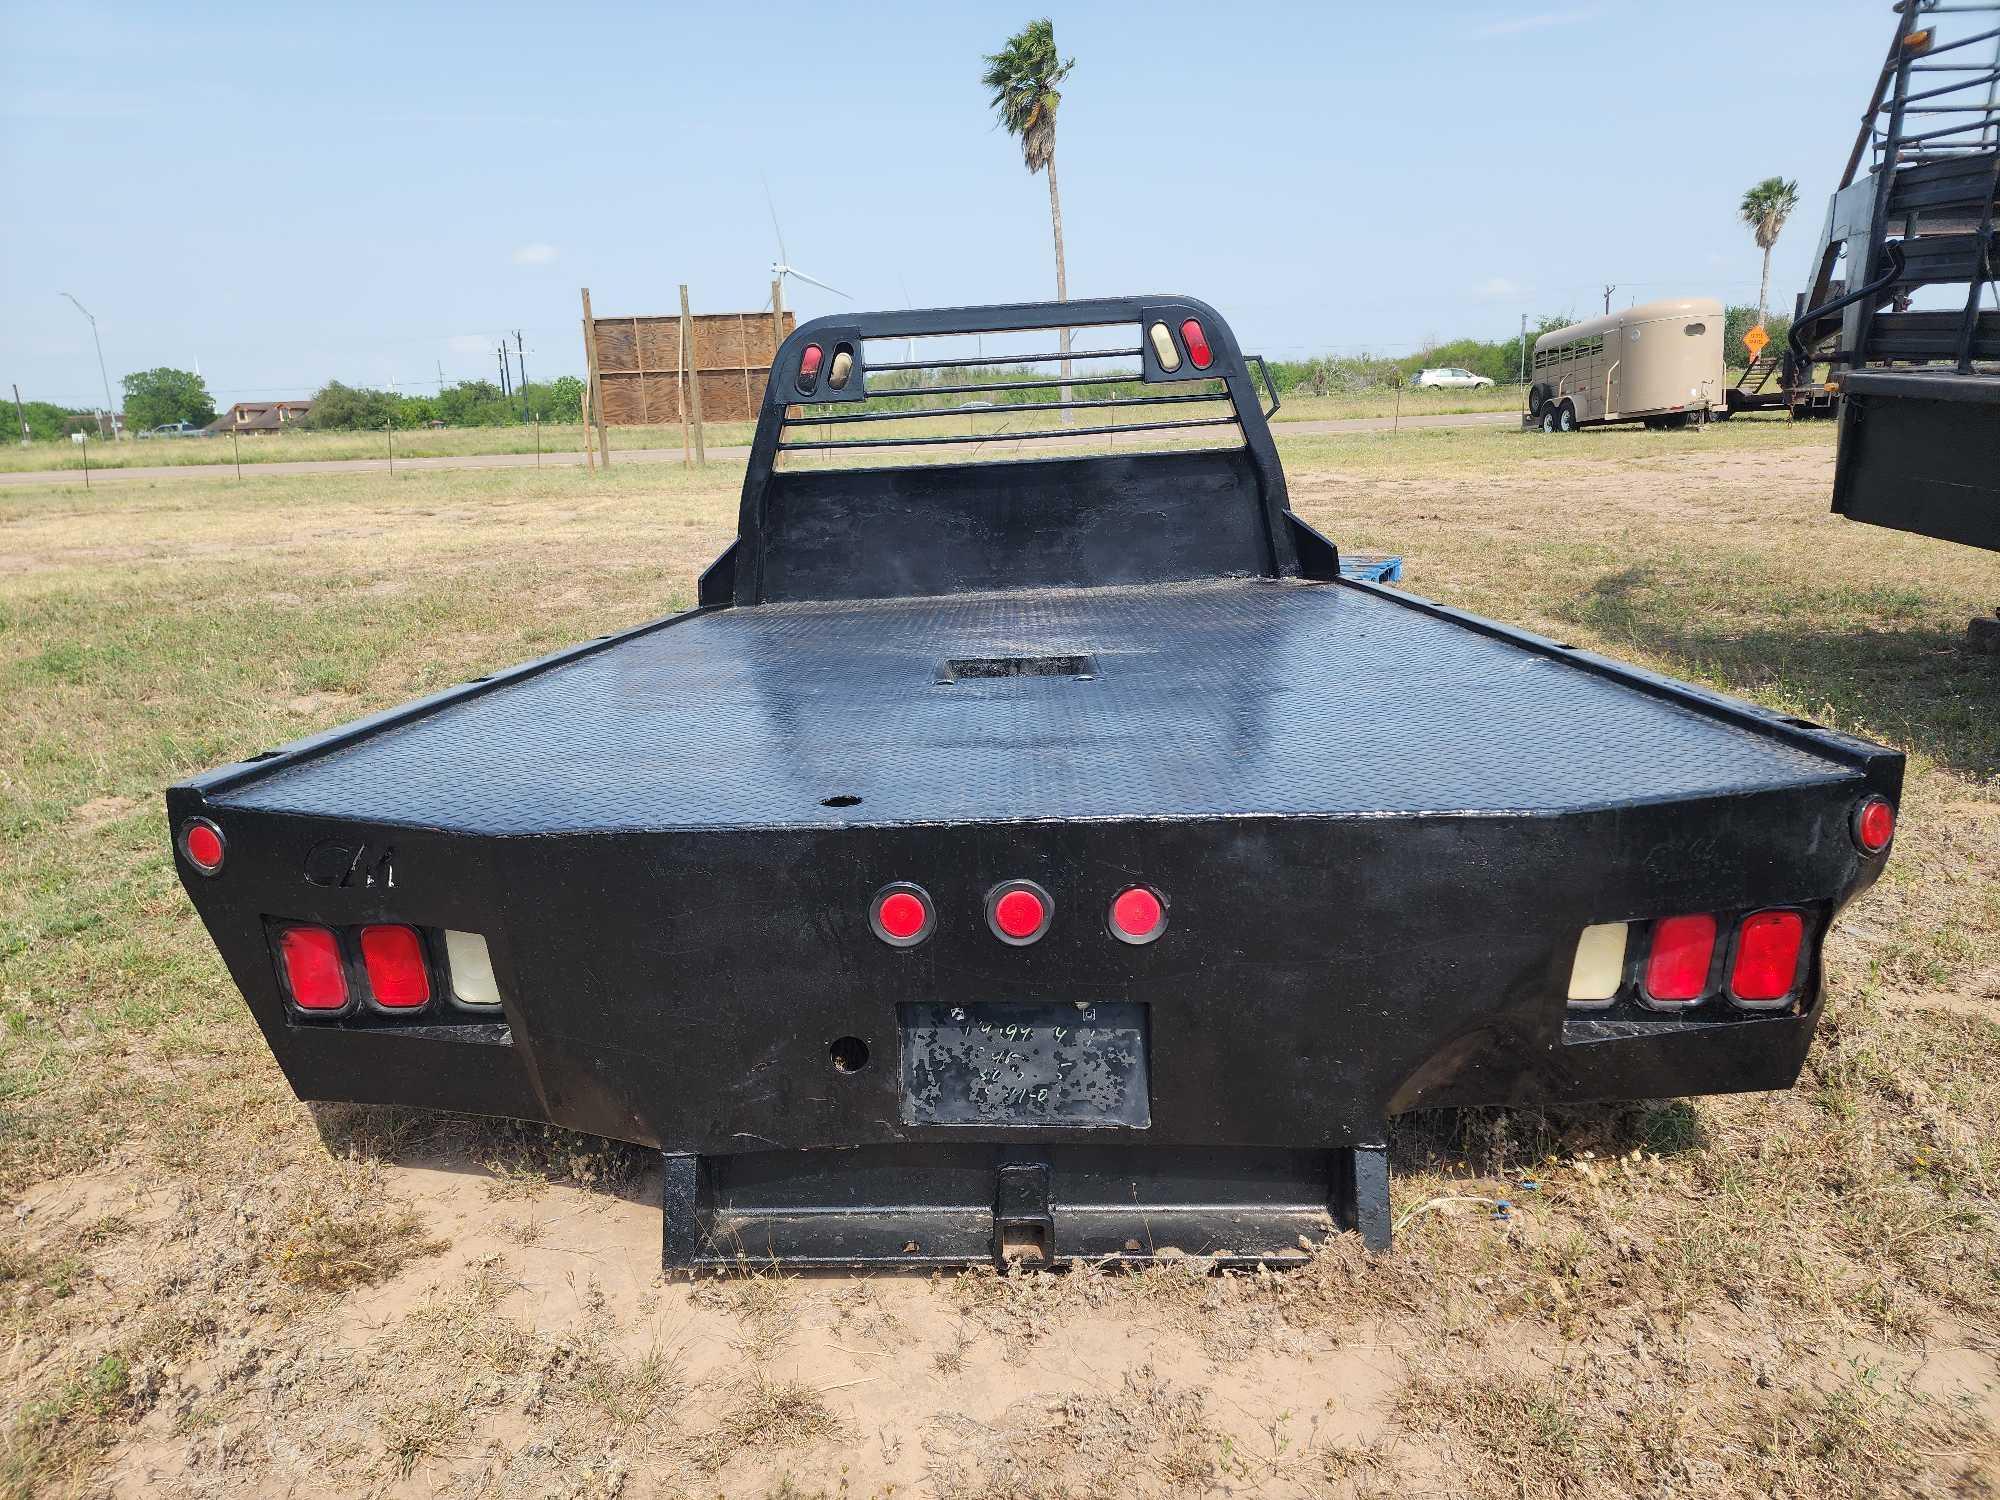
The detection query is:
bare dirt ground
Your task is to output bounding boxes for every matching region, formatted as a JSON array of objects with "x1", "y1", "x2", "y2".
[{"x1": 3, "y1": 420, "x2": 1997, "y2": 1498}]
